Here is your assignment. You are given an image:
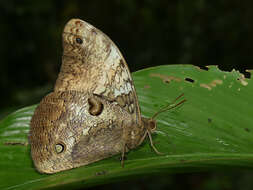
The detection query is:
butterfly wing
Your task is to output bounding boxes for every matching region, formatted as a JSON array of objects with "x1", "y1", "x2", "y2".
[
  {"x1": 30, "y1": 91, "x2": 133, "y2": 173},
  {"x1": 55, "y1": 19, "x2": 141, "y2": 125}
]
